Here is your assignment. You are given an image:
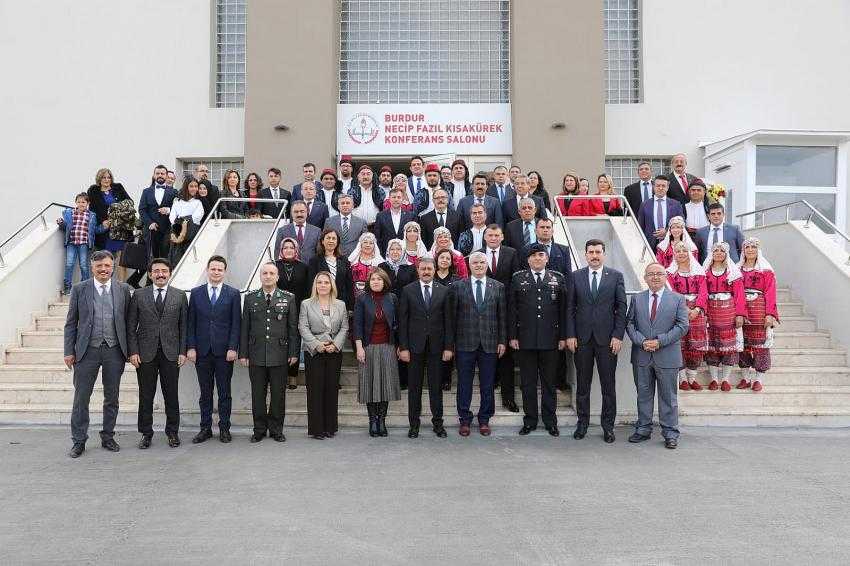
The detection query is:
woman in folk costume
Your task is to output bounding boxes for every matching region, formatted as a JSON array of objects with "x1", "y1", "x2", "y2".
[
  {"x1": 429, "y1": 226, "x2": 469, "y2": 278},
  {"x1": 401, "y1": 221, "x2": 429, "y2": 267},
  {"x1": 348, "y1": 232, "x2": 385, "y2": 302},
  {"x1": 655, "y1": 216, "x2": 699, "y2": 269},
  {"x1": 703, "y1": 241, "x2": 747, "y2": 391},
  {"x1": 735, "y1": 237, "x2": 779, "y2": 392},
  {"x1": 667, "y1": 241, "x2": 709, "y2": 391}
]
